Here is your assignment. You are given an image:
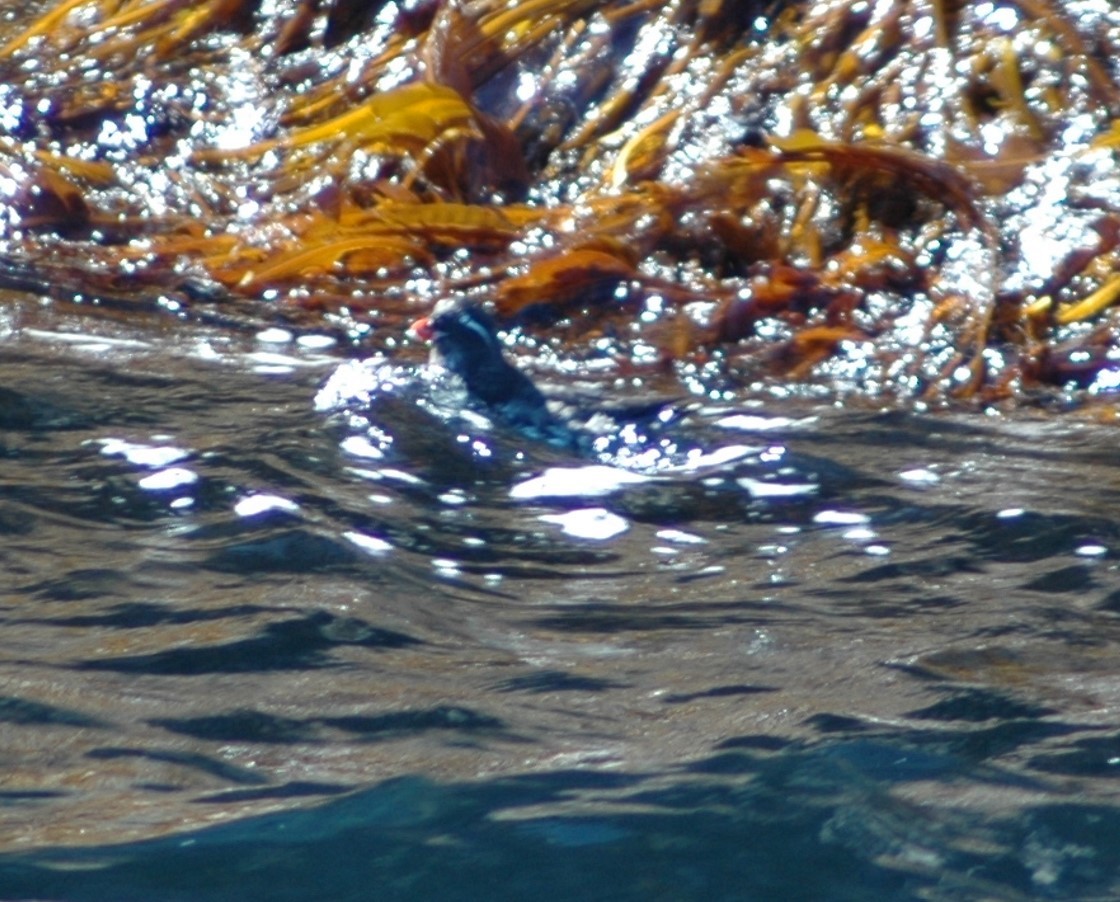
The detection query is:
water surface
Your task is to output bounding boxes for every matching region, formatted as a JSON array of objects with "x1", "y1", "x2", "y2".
[{"x1": 2, "y1": 308, "x2": 1120, "y2": 899}]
